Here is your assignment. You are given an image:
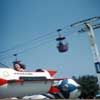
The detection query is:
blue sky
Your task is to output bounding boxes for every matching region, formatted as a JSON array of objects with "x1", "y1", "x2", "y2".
[{"x1": 0, "y1": 0, "x2": 100, "y2": 78}]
